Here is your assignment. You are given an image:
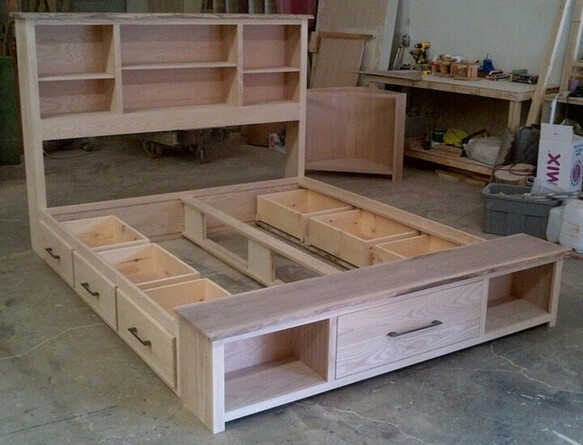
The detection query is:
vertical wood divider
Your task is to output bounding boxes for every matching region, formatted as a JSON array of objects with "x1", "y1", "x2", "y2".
[
  {"x1": 110, "y1": 24, "x2": 124, "y2": 113},
  {"x1": 233, "y1": 24, "x2": 244, "y2": 106},
  {"x1": 15, "y1": 19, "x2": 45, "y2": 253}
]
